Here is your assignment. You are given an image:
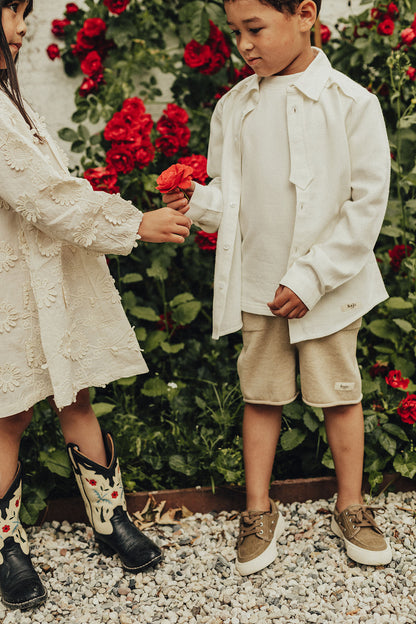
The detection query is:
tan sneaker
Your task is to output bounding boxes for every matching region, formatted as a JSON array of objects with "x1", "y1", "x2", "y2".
[
  {"x1": 235, "y1": 498, "x2": 285, "y2": 576},
  {"x1": 331, "y1": 504, "x2": 392, "y2": 565}
]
